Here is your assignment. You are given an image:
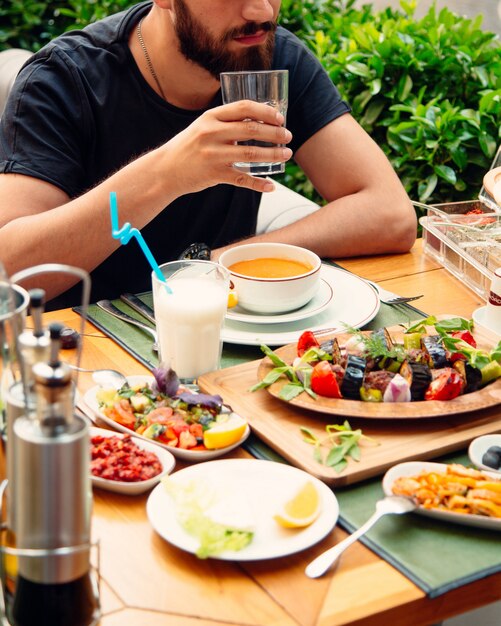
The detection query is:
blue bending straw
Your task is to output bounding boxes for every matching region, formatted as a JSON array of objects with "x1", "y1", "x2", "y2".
[{"x1": 109, "y1": 192, "x2": 172, "y2": 293}]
